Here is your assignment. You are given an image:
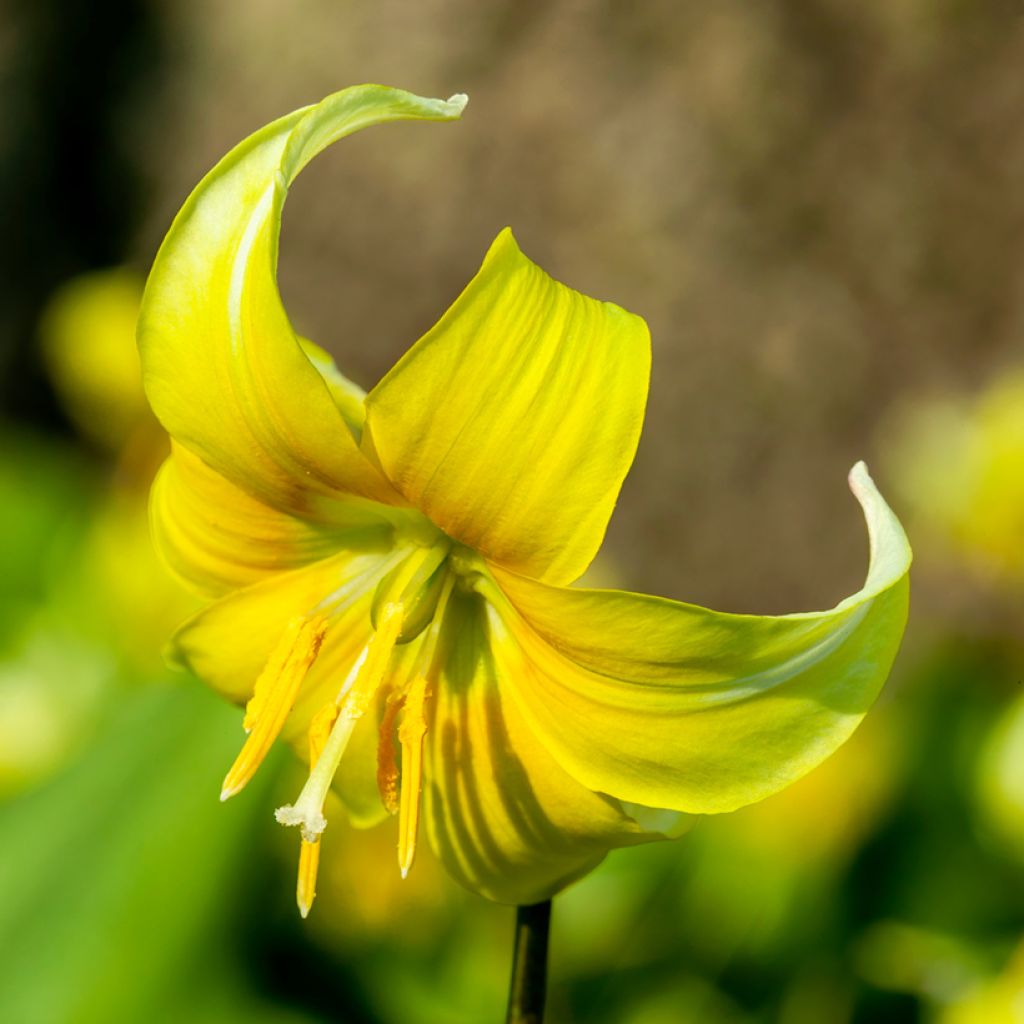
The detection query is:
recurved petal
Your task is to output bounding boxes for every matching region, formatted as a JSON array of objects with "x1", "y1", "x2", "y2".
[
  {"x1": 169, "y1": 543, "x2": 411, "y2": 823},
  {"x1": 298, "y1": 338, "x2": 369, "y2": 441},
  {"x1": 139, "y1": 86, "x2": 468, "y2": 517},
  {"x1": 486, "y1": 463, "x2": 912, "y2": 815},
  {"x1": 423, "y1": 591, "x2": 667, "y2": 905},
  {"x1": 152, "y1": 444, "x2": 398, "y2": 599},
  {"x1": 363, "y1": 228, "x2": 650, "y2": 586}
]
